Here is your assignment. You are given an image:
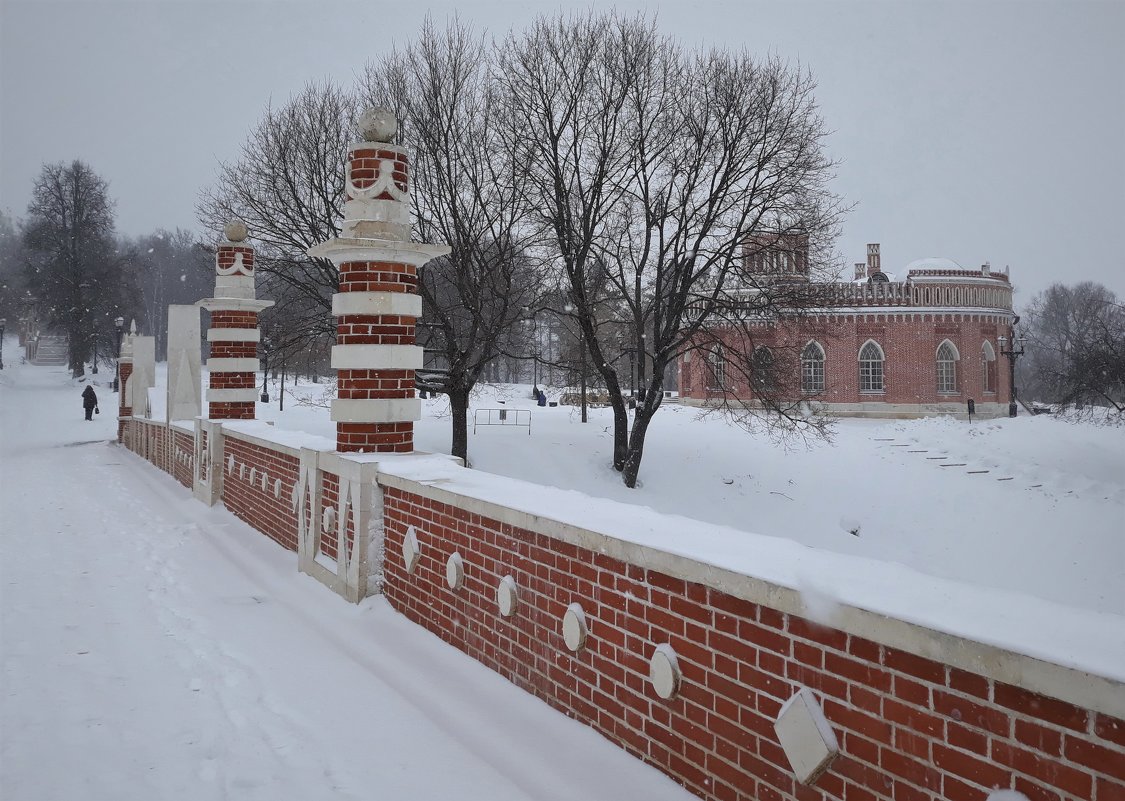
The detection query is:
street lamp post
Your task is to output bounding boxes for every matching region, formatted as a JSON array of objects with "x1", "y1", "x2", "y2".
[
  {"x1": 0, "y1": 318, "x2": 6, "y2": 370},
  {"x1": 112, "y1": 316, "x2": 125, "y2": 391},
  {"x1": 91, "y1": 329, "x2": 99, "y2": 374},
  {"x1": 260, "y1": 335, "x2": 271, "y2": 403},
  {"x1": 998, "y1": 333, "x2": 1027, "y2": 418}
]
